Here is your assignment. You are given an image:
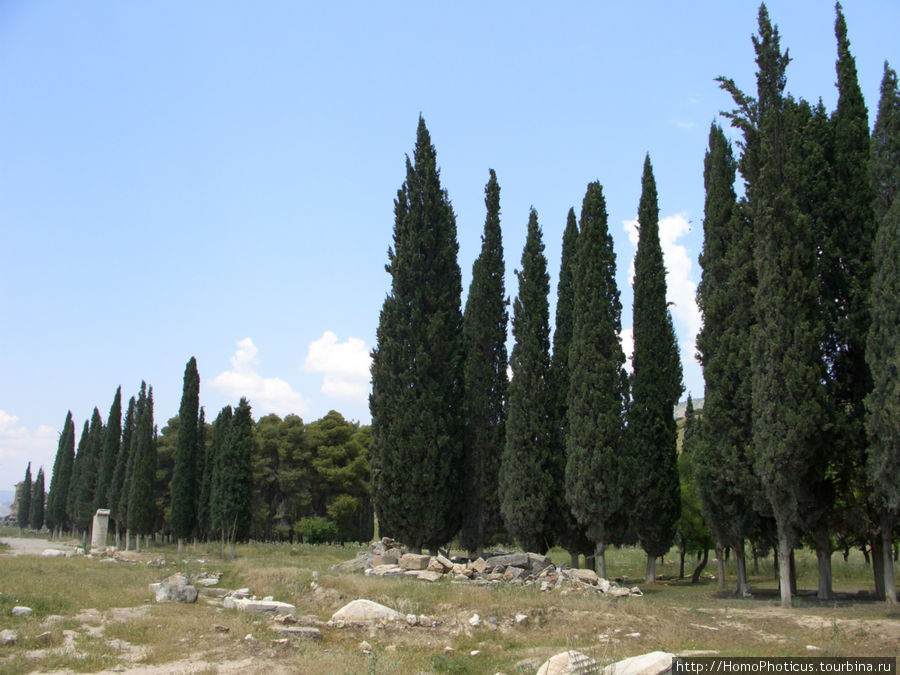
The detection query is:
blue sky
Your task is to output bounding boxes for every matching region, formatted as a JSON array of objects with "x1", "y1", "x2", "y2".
[{"x1": 1, "y1": 1, "x2": 898, "y2": 496}]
